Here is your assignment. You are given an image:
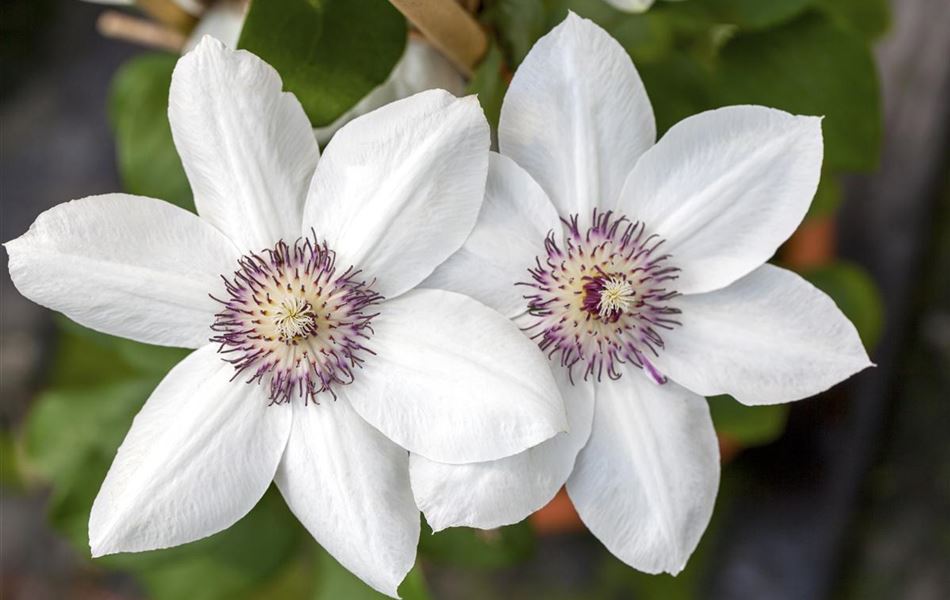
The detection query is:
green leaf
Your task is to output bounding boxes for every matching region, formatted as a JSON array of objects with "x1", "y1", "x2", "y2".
[
  {"x1": 313, "y1": 550, "x2": 430, "y2": 600},
  {"x1": 418, "y1": 521, "x2": 535, "y2": 568},
  {"x1": 803, "y1": 260, "x2": 884, "y2": 348},
  {"x1": 806, "y1": 172, "x2": 843, "y2": 219},
  {"x1": 702, "y1": 0, "x2": 812, "y2": 30},
  {"x1": 397, "y1": 564, "x2": 431, "y2": 600},
  {"x1": 46, "y1": 322, "x2": 139, "y2": 388},
  {"x1": 0, "y1": 431, "x2": 23, "y2": 489},
  {"x1": 110, "y1": 339, "x2": 191, "y2": 376},
  {"x1": 238, "y1": 0, "x2": 407, "y2": 127},
  {"x1": 637, "y1": 51, "x2": 714, "y2": 136},
  {"x1": 29, "y1": 321, "x2": 188, "y2": 545},
  {"x1": 712, "y1": 12, "x2": 881, "y2": 171},
  {"x1": 111, "y1": 489, "x2": 302, "y2": 600},
  {"x1": 25, "y1": 380, "x2": 153, "y2": 486},
  {"x1": 708, "y1": 395, "x2": 789, "y2": 446},
  {"x1": 485, "y1": 0, "x2": 547, "y2": 66},
  {"x1": 541, "y1": 0, "x2": 674, "y2": 63},
  {"x1": 51, "y1": 317, "x2": 188, "y2": 385},
  {"x1": 607, "y1": 9, "x2": 674, "y2": 63},
  {"x1": 813, "y1": 0, "x2": 890, "y2": 40},
  {"x1": 467, "y1": 43, "x2": 506, "y2": 131},
  {"x1": 247, "y1": 553, "x2": 315, "y2": 599},
  {"x1": 24, "y1": 379, "x2": 156, "y2": 546},
  {"x1": 490, "y1": 0, "x2": 655, "y2": 71},
  {"x1": 109, "y1": 53, "x2": 193, "y2": 211},
  {"x1": 542, "y1": 0, "x2": 624, "y2": 30}
]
